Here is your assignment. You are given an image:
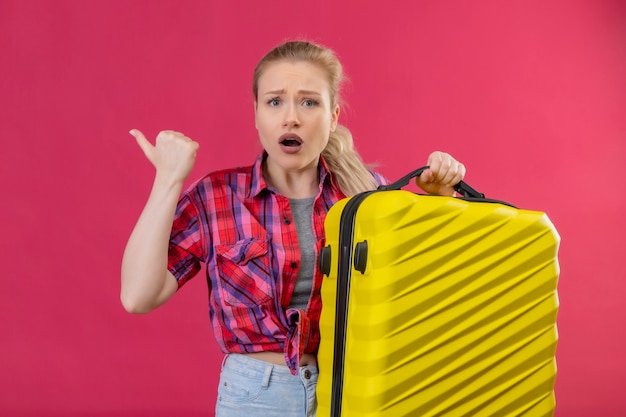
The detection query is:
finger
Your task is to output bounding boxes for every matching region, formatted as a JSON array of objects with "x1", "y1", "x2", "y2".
[
  {"x1": 426, "y1": 151, "x2": 449, "y2": 182},
  {"x1": 427, "y1": 151, "x2": 443, "y2": 173},
  {"x1": 162, "y1": 130, "x2": 187, "y2": 137},
  {"x1": 438, "y1": 157, "x2": 458, "y2": 184},
  {"x1": 436, "y1": 153, "x2": 464, "y2": 183},
  {"x1": 129, "y1": 129, "x2": 154, "y2": 158},
  {"x1": 451, "y1": 162, "x2": 466, "y2": 185},
  {"x1": 418, "y1": 169, "x2": 434, "y2": 184},
  {"x1": 440, "y1": 154, "x2": 466, "y2": 185},
  {"x1": 157, "y1": 131, "x2": 198, "y2": 154}
]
